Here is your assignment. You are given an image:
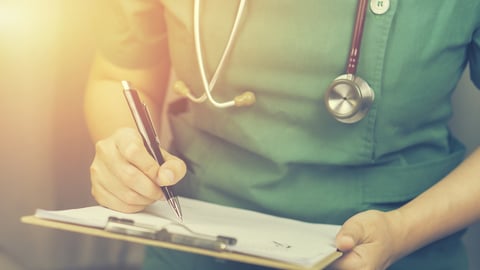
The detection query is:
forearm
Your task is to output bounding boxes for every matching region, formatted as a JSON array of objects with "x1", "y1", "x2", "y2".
[
  {"x1": 389, "y1": 147, "x2": 480, "y2": 260},
  {"x1": 84, "y1": 53, "x2": 170, "y2": 142}
]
